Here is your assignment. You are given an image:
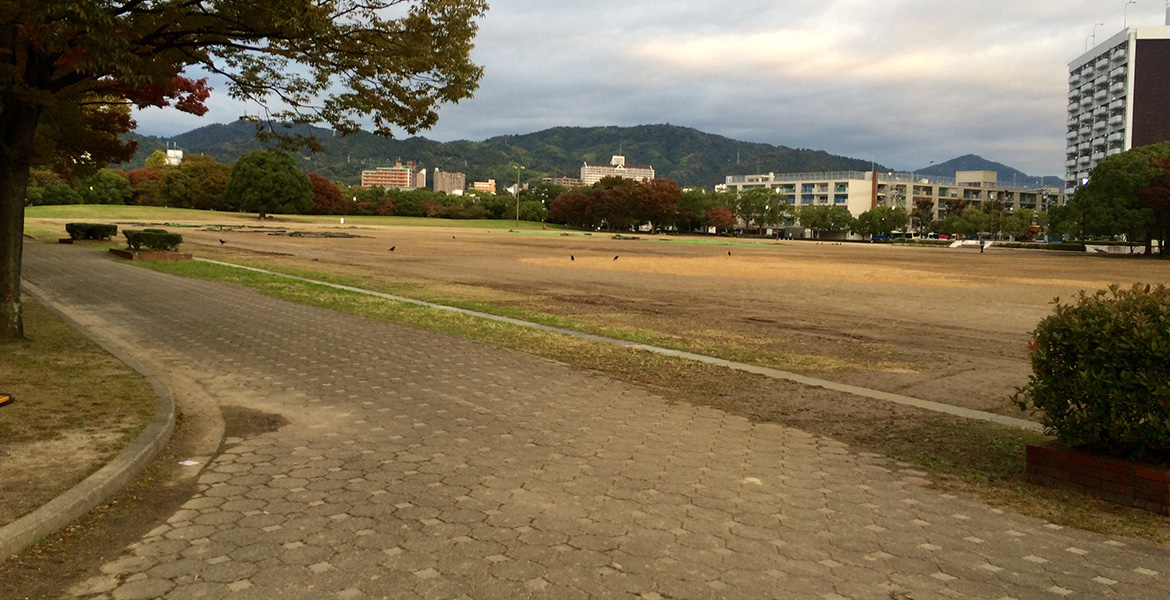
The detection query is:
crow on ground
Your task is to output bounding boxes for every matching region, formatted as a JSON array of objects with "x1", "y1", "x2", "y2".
[
  {"x1": 389, "y1": 246, "x2": 395, "y2": 252},
  {"x1": 613, "y1": 256, "x2": 619, "y2": 261},
  {"x1": 219, "y1": 239, "x2": 226, "y2": 244},
  {"x1": 570, "y1": 255, "x2": 574, "y2": 261}
]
